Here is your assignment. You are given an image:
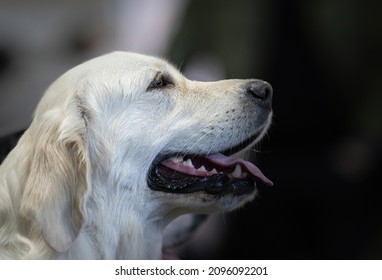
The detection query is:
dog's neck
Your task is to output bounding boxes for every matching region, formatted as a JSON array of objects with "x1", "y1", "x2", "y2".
[
  {"x1": 52, "y1": 208, "x2": 166, "y2": 259},
  {"x1": 58, "y1": 185, "x2": 169, "y2": 259},
  {"x1": 57, "y1": 218, "x2": 164, "y2": 259}
]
